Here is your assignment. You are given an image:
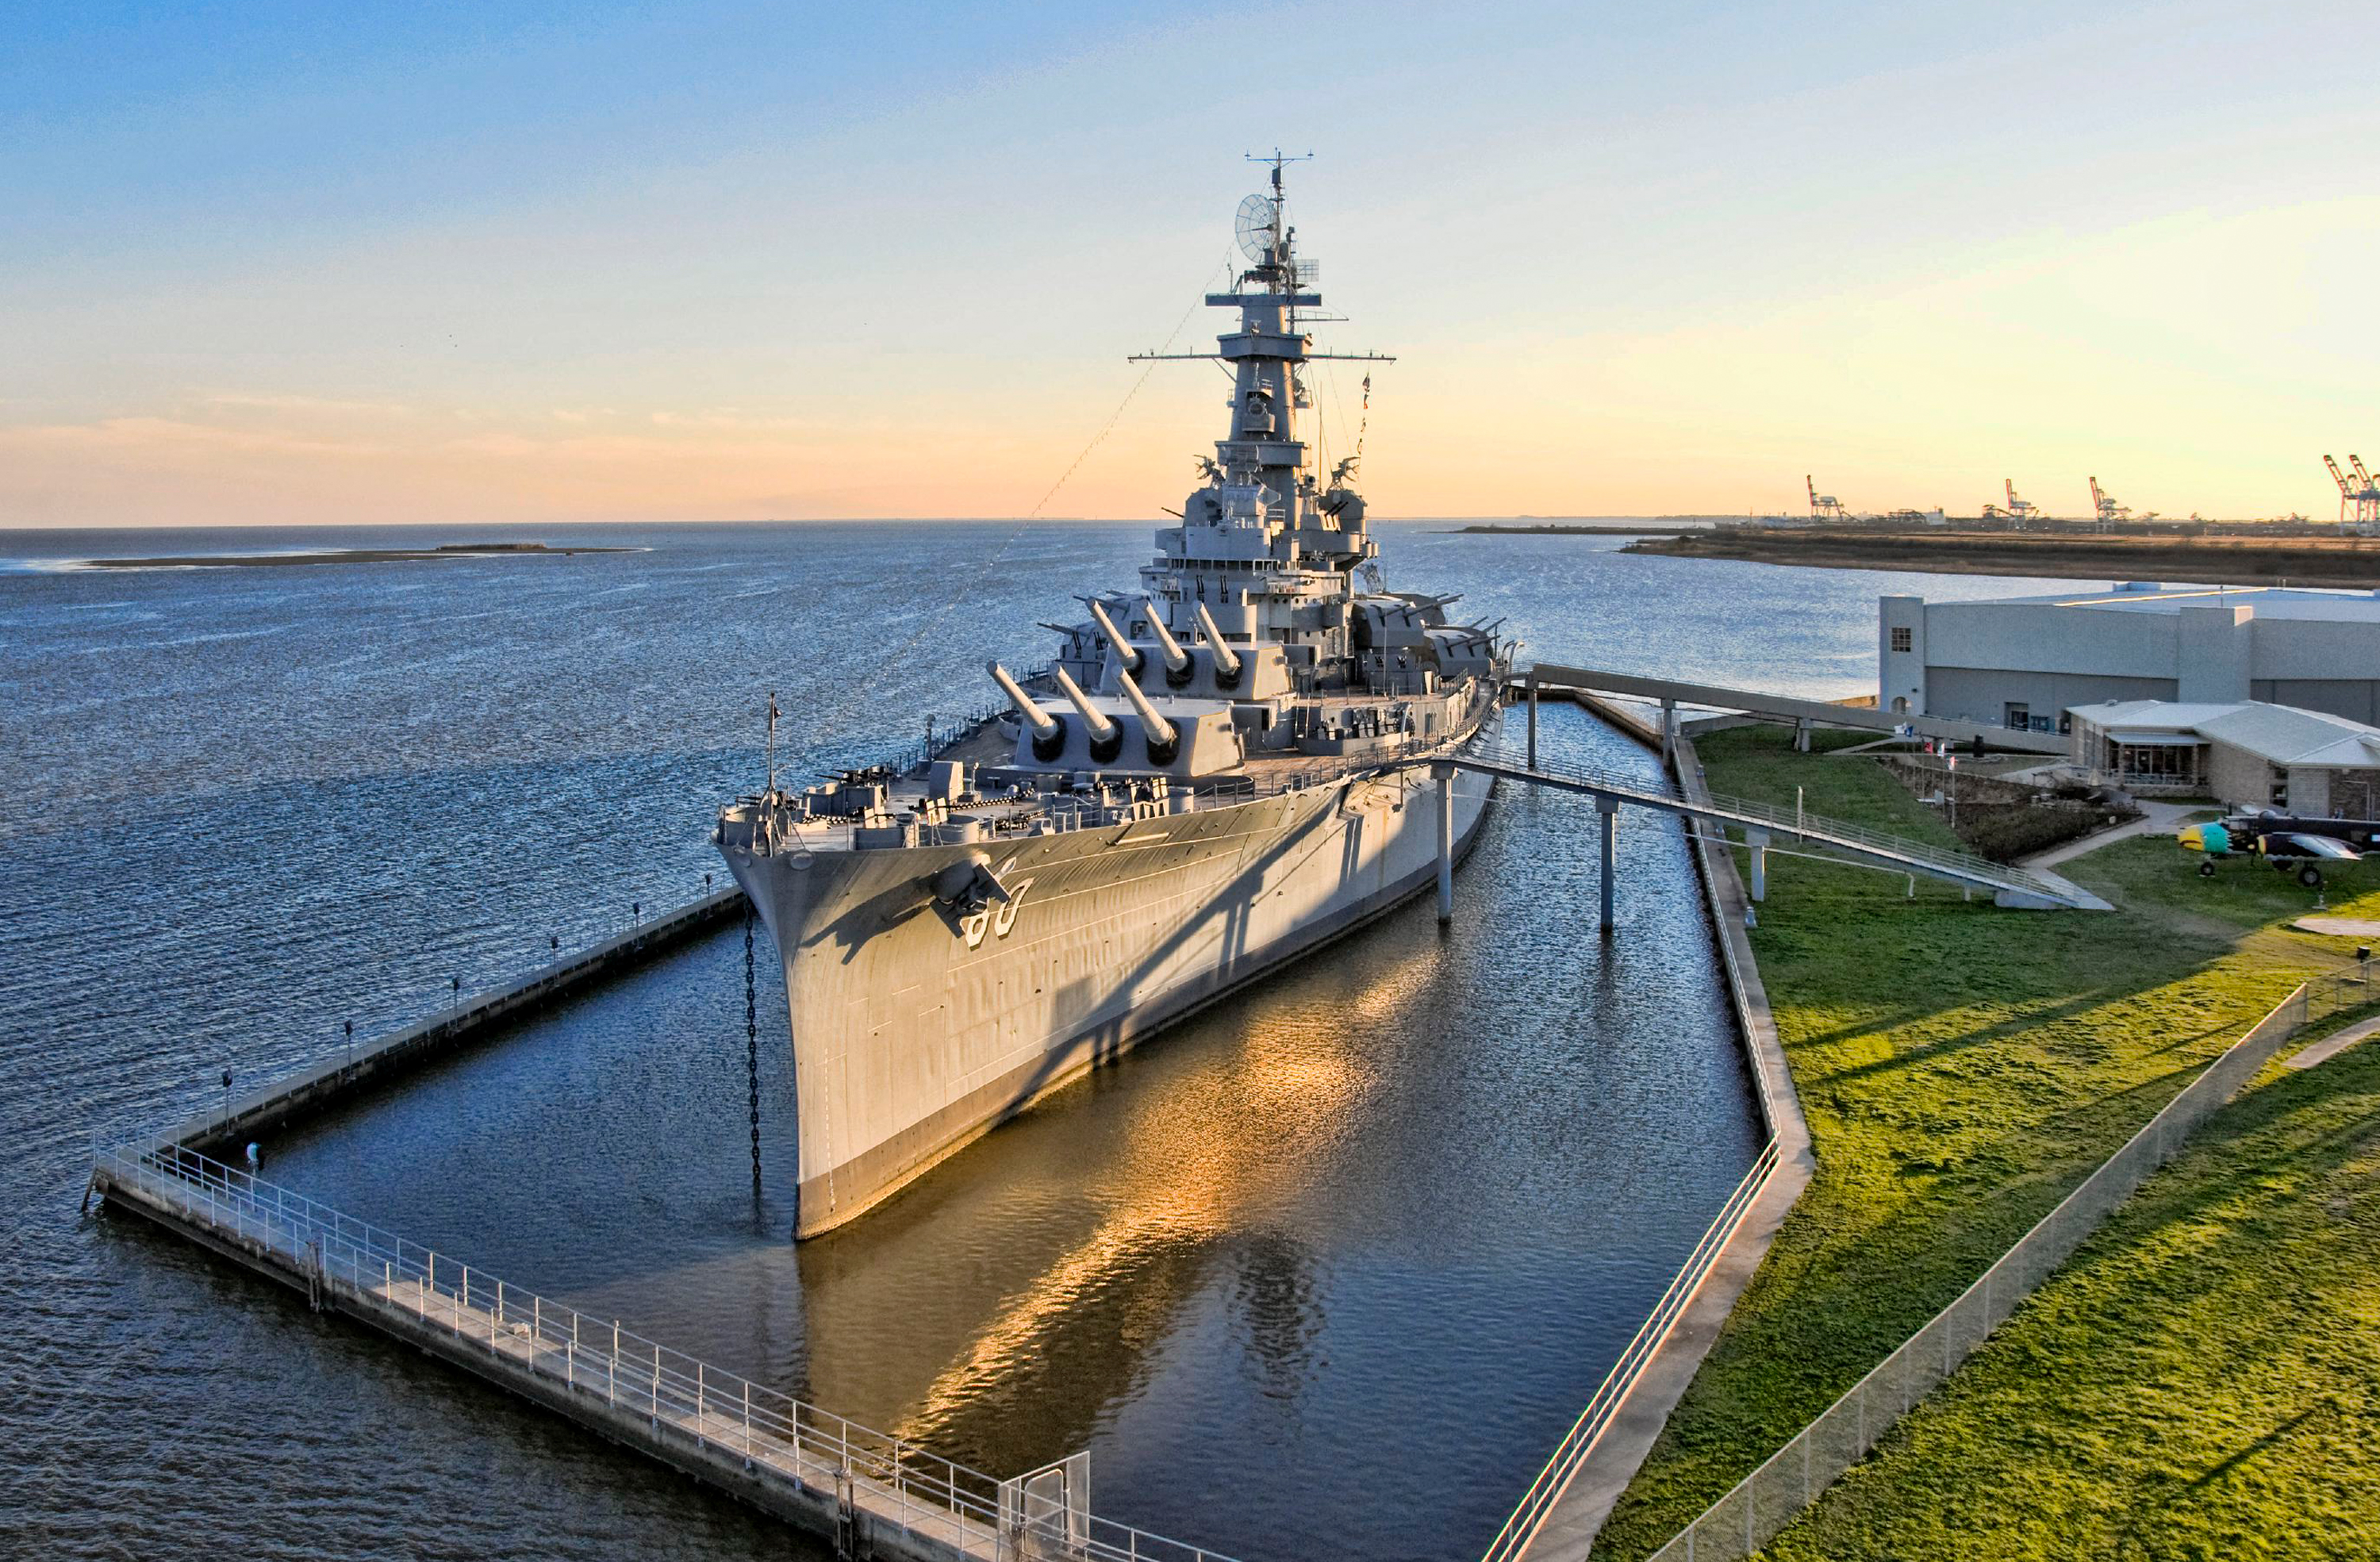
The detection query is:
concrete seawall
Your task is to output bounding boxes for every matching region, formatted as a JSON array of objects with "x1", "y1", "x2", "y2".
[{"x1": 159, "y1": 888, "x2": 747, "y2": 1158}]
